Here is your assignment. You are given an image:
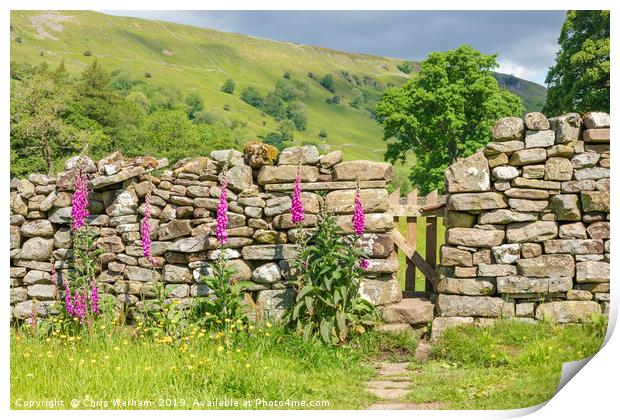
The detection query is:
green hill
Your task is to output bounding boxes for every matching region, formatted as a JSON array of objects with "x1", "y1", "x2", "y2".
[
  {"x1": 10, "y1": 10, "x2": 546, "y2": 162},
  {"x1": 494, "y1": 73, "x2": 547, "y2": 114}
]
